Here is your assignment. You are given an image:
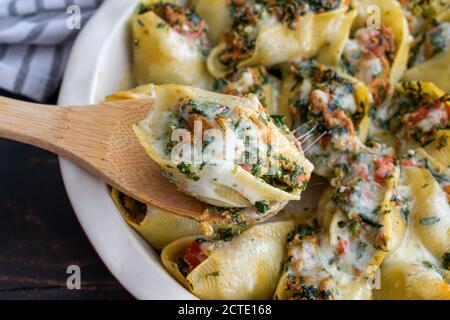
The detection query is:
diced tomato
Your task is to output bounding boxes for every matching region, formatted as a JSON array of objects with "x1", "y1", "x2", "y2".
[
  {"x1": 188, "y1": 30, "x2": 204, "y2": 39},
  {"x1": 384, "y1": 155, "x2": 395, "y2": 164},
  {"x1": 400, "y1": 159, "x2": 416, "y2": 167},
  {"x1": 444, "y1": 185, "x2": 450, "y2": 194},
  {"x1": 403, "y1": 105, "x2": 431, "y2": 127},
  {"x1": 298, "y1": 174, "x2": 309, "y2": 183},
  {"x1": 356, "y1": 26, "x2": 395, "y2": 60},
  {"x1": 369, "y1": 75, "x2": 390, "y2": 105},
  {"x1": 445, "y1": 102, "x2": 450, "y2": 118},
  {"x1": 444, "y1": 185, "x2": 450, "y2": 203},
  {"x1": 337, "y1": 239, "x2": 349, "y2": 255},
  {"x1": 181, "y1": 241, "x2": 208, "y2": 270},
  {"x1": 239, "y1": 163, "x2": 253, "y2": 172},
  {"x1": 374, "y1": 155, "x2": 395, "y2": 184}
]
